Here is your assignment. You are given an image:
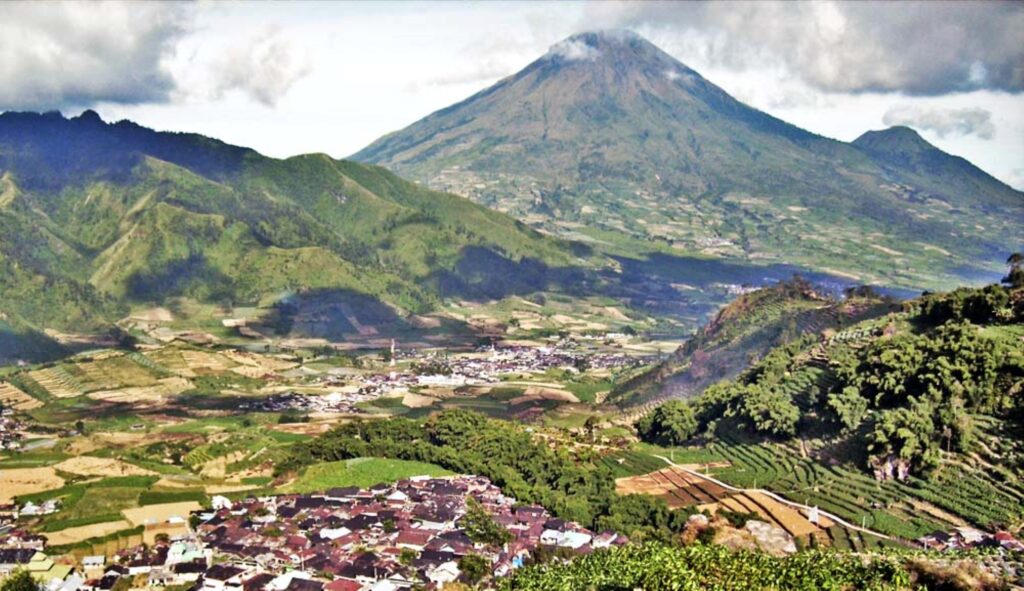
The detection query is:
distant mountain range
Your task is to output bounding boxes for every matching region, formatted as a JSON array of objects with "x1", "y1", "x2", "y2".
[
  {"x1": 354, "y1": 31, "x2": 1023, "y2": 290},
  {"x1": 0, "y1": 110, "x2": 582, "y2": 359}
]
